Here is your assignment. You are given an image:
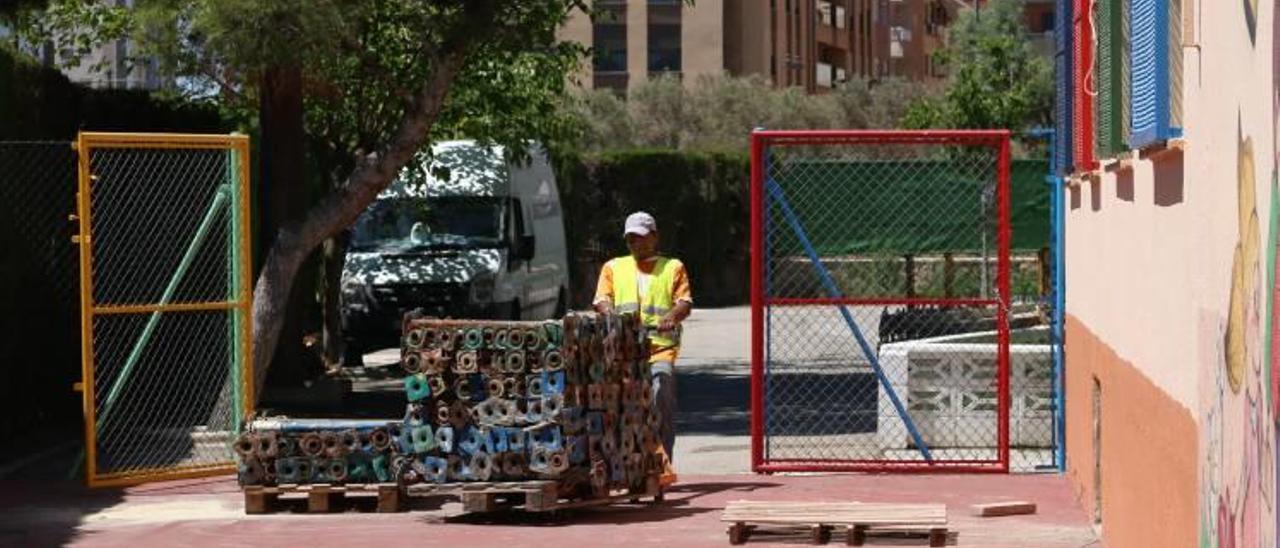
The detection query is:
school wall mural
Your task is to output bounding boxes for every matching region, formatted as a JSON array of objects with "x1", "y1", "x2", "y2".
[{"x1": 1197, "y1": 3, "x2": 1278, "y2": 546}]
